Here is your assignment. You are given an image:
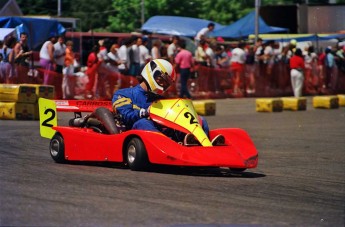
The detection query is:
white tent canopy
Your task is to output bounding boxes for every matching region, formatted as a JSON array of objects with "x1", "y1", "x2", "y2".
[{"x1": 0, "y1": 28, "x2": 15, "y2": 41}]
